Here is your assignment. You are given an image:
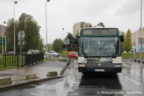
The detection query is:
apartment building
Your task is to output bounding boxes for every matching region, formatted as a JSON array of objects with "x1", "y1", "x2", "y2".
[{"x1": 73, "y1": 22, "x2": 92, "y2": 38}]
